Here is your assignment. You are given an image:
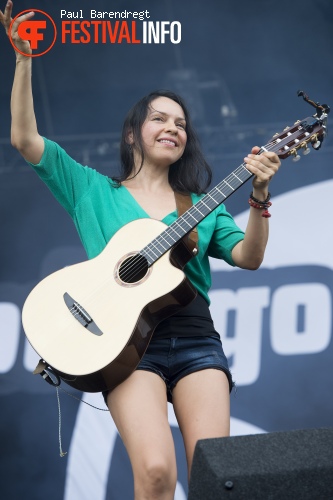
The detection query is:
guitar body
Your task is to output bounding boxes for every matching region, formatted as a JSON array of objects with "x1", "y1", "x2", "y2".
[{"x1": 22, "y1": 219, "x2": 197, "y2": 392}]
